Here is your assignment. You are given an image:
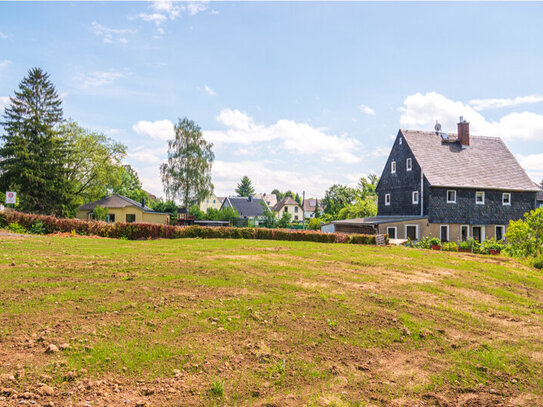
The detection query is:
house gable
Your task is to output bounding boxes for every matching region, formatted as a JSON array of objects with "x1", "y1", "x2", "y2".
[{"x1": 376, "y1": 130, "x2": 427, "y2": 217}]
